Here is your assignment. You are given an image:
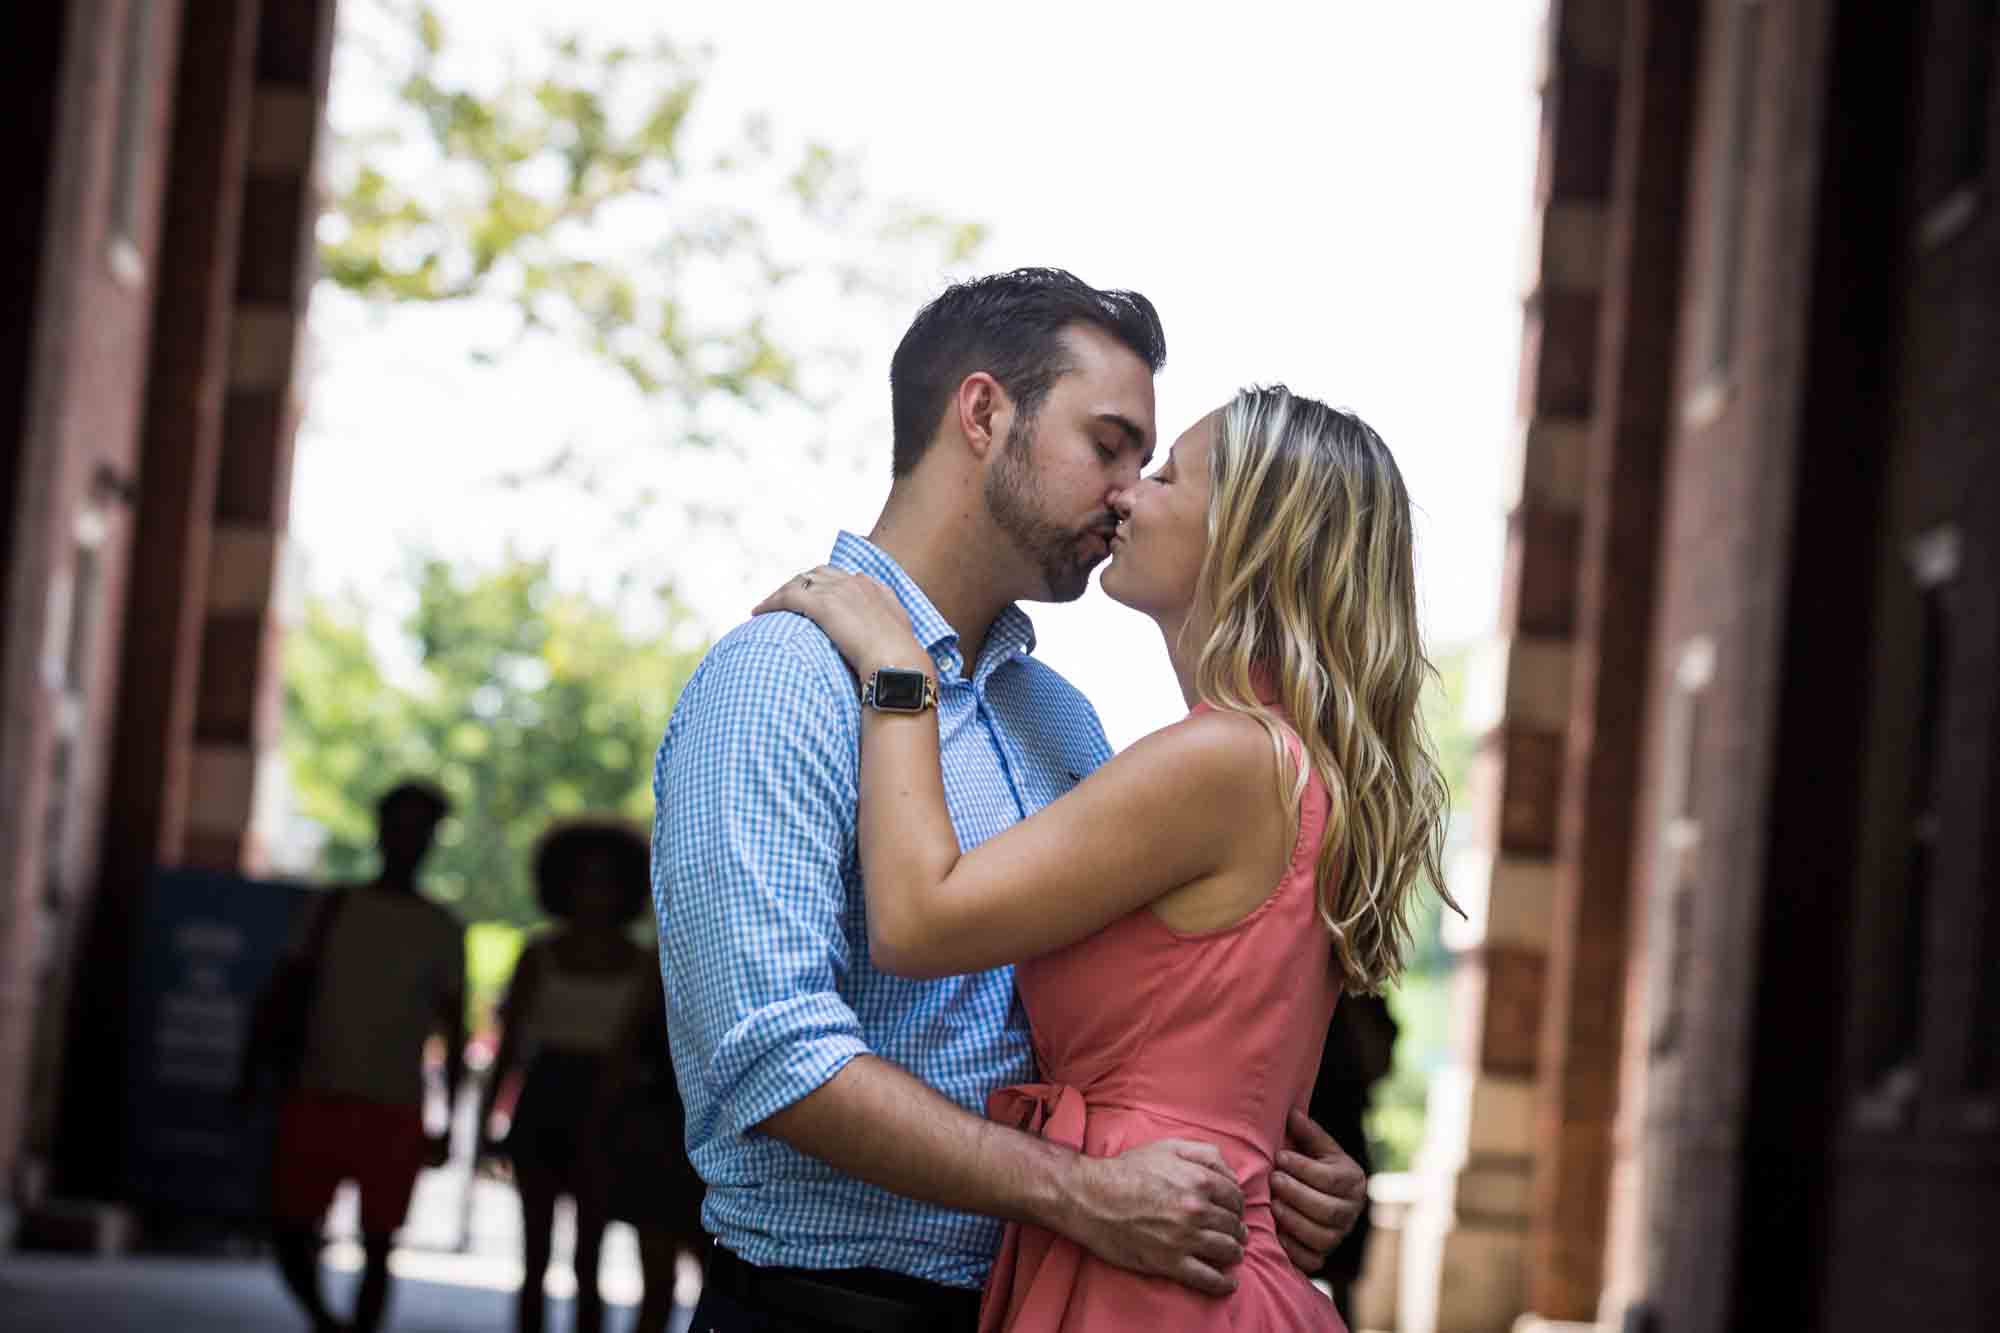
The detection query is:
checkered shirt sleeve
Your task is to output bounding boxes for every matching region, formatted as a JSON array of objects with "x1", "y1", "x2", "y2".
[
  {"x1": 652, "y1": 619, "x2": 867, "y2": 1142},
  {"x1": 649, "y1": 531, "x2": 1116, "y2": 1286}
]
